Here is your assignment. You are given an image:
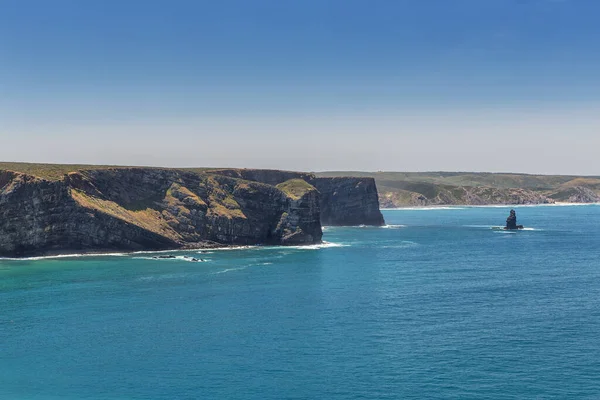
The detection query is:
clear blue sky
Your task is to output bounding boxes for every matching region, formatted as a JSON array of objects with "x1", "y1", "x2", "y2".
[{"x1": 1, "y1": 0, "x2": 599, "y2": 174}]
